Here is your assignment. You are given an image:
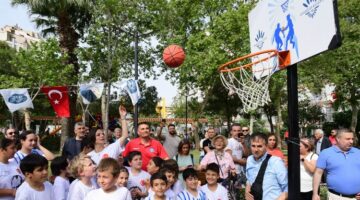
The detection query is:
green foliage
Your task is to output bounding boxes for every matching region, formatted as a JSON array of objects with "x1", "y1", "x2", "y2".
[
  {"x1": 156, "y1": 1, "x2": 255, "y2": 122},
  {"x1": 299, "y1": 0, "x2": 360, "y2": 130}
]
